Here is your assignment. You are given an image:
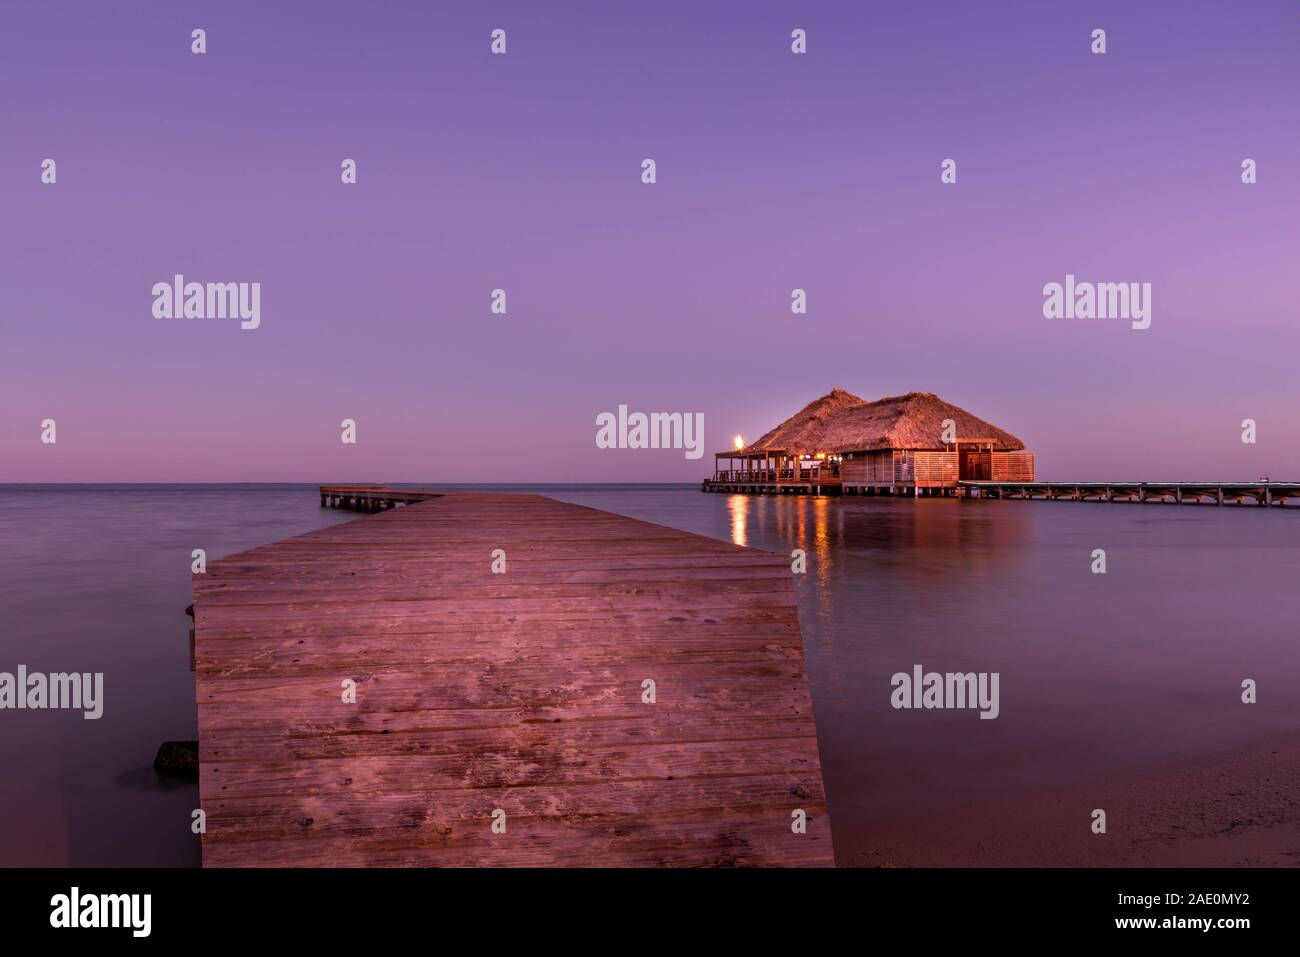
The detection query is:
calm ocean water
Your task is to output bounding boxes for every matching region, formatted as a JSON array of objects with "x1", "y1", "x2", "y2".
[{"x1": 1, "y1": 484, "x2": 1296, "y2": 866}]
